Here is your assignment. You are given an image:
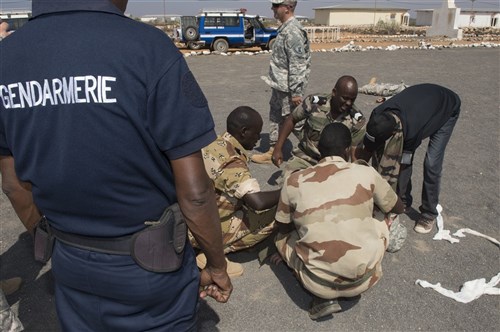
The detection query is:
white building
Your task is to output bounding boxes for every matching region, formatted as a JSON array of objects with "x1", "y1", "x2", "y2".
[
  {"x1": 416, "y1": 8, "x2": 500, "y2": 28},
  {"x1": 313, "y1": 5, "x2": 410, "y2": 26}
]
